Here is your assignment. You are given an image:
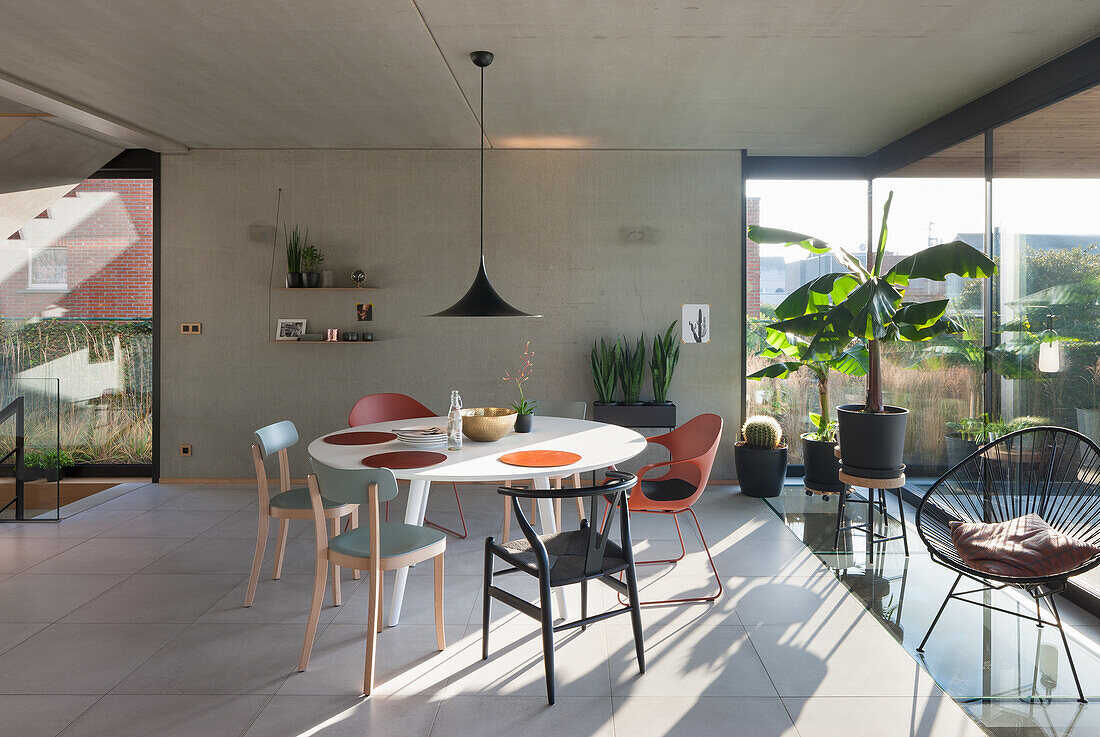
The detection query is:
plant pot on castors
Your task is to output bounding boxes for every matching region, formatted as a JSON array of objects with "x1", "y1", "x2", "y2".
[
  {"x1": 837, "y1": 404, "x2": 908, "y2": 478},
  {"x1": 735, "y1": 415, "x2": 788, "y2": 498},
  {"x1": 802, "y1": 435, "x2": 841, "y2": 491}
]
